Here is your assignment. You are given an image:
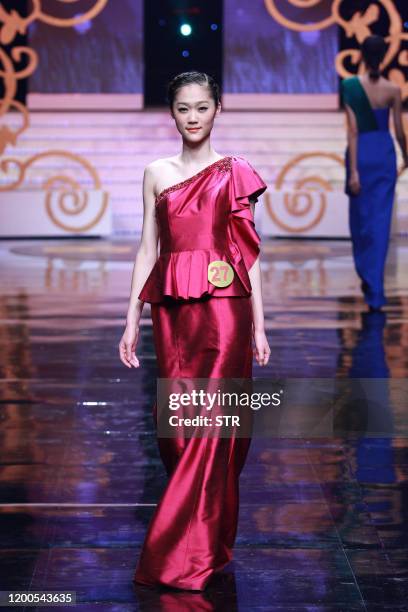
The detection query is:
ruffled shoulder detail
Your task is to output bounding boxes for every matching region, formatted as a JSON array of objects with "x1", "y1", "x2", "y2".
[
  {"x1": 138, "y1": 156, "x2": 268, "y2": 304},
  {"x1": 227, "y1": 156, "x2": 268, "y2": 275},
  {"x1": 231, "y1": 156, "x2": 268, "y2": 207}
]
